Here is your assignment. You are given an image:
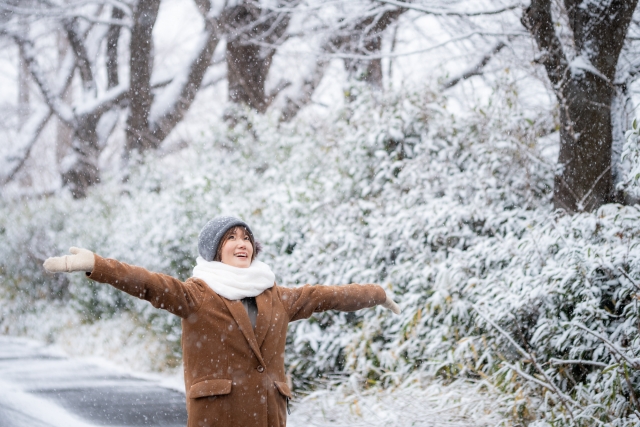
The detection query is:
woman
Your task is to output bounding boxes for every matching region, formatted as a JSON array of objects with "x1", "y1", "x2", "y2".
[{"x1": 44, "y1": 216, "x2": 400, "y2": 427}]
